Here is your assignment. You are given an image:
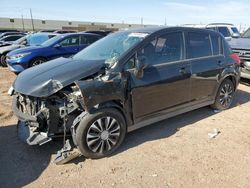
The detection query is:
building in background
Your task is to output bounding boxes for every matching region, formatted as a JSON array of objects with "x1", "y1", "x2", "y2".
[{"x1": 0, "y1": 17, "x2": 155, "y2": 32}]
